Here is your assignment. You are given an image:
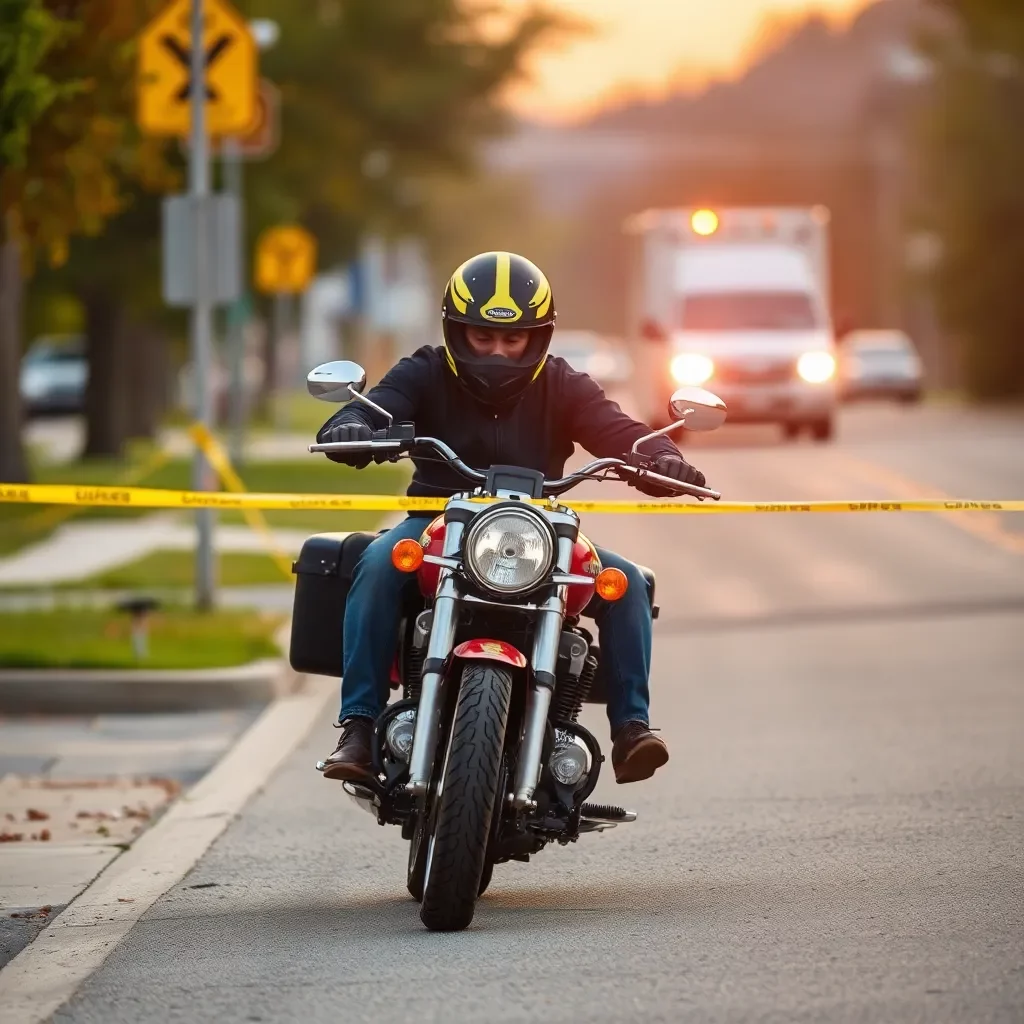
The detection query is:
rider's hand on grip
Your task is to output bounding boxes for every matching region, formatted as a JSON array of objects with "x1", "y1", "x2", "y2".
[
  {"x1": 323, "y1": 421, "x2": 373, "y2": 468},
  {"x1": 634, "y1": 453, "x2": 706, "y2": 497}
]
